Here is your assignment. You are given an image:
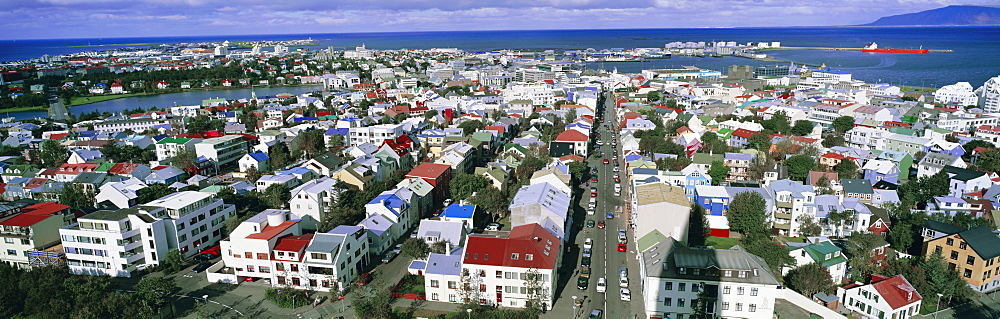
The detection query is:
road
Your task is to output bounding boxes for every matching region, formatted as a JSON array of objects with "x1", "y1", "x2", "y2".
[
  {"x1": 548, "y1": 93, "x2": 645, "y2": 319},
  {"x1": 47, "y1": 90, "x2": 69, "y2": 122}
]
